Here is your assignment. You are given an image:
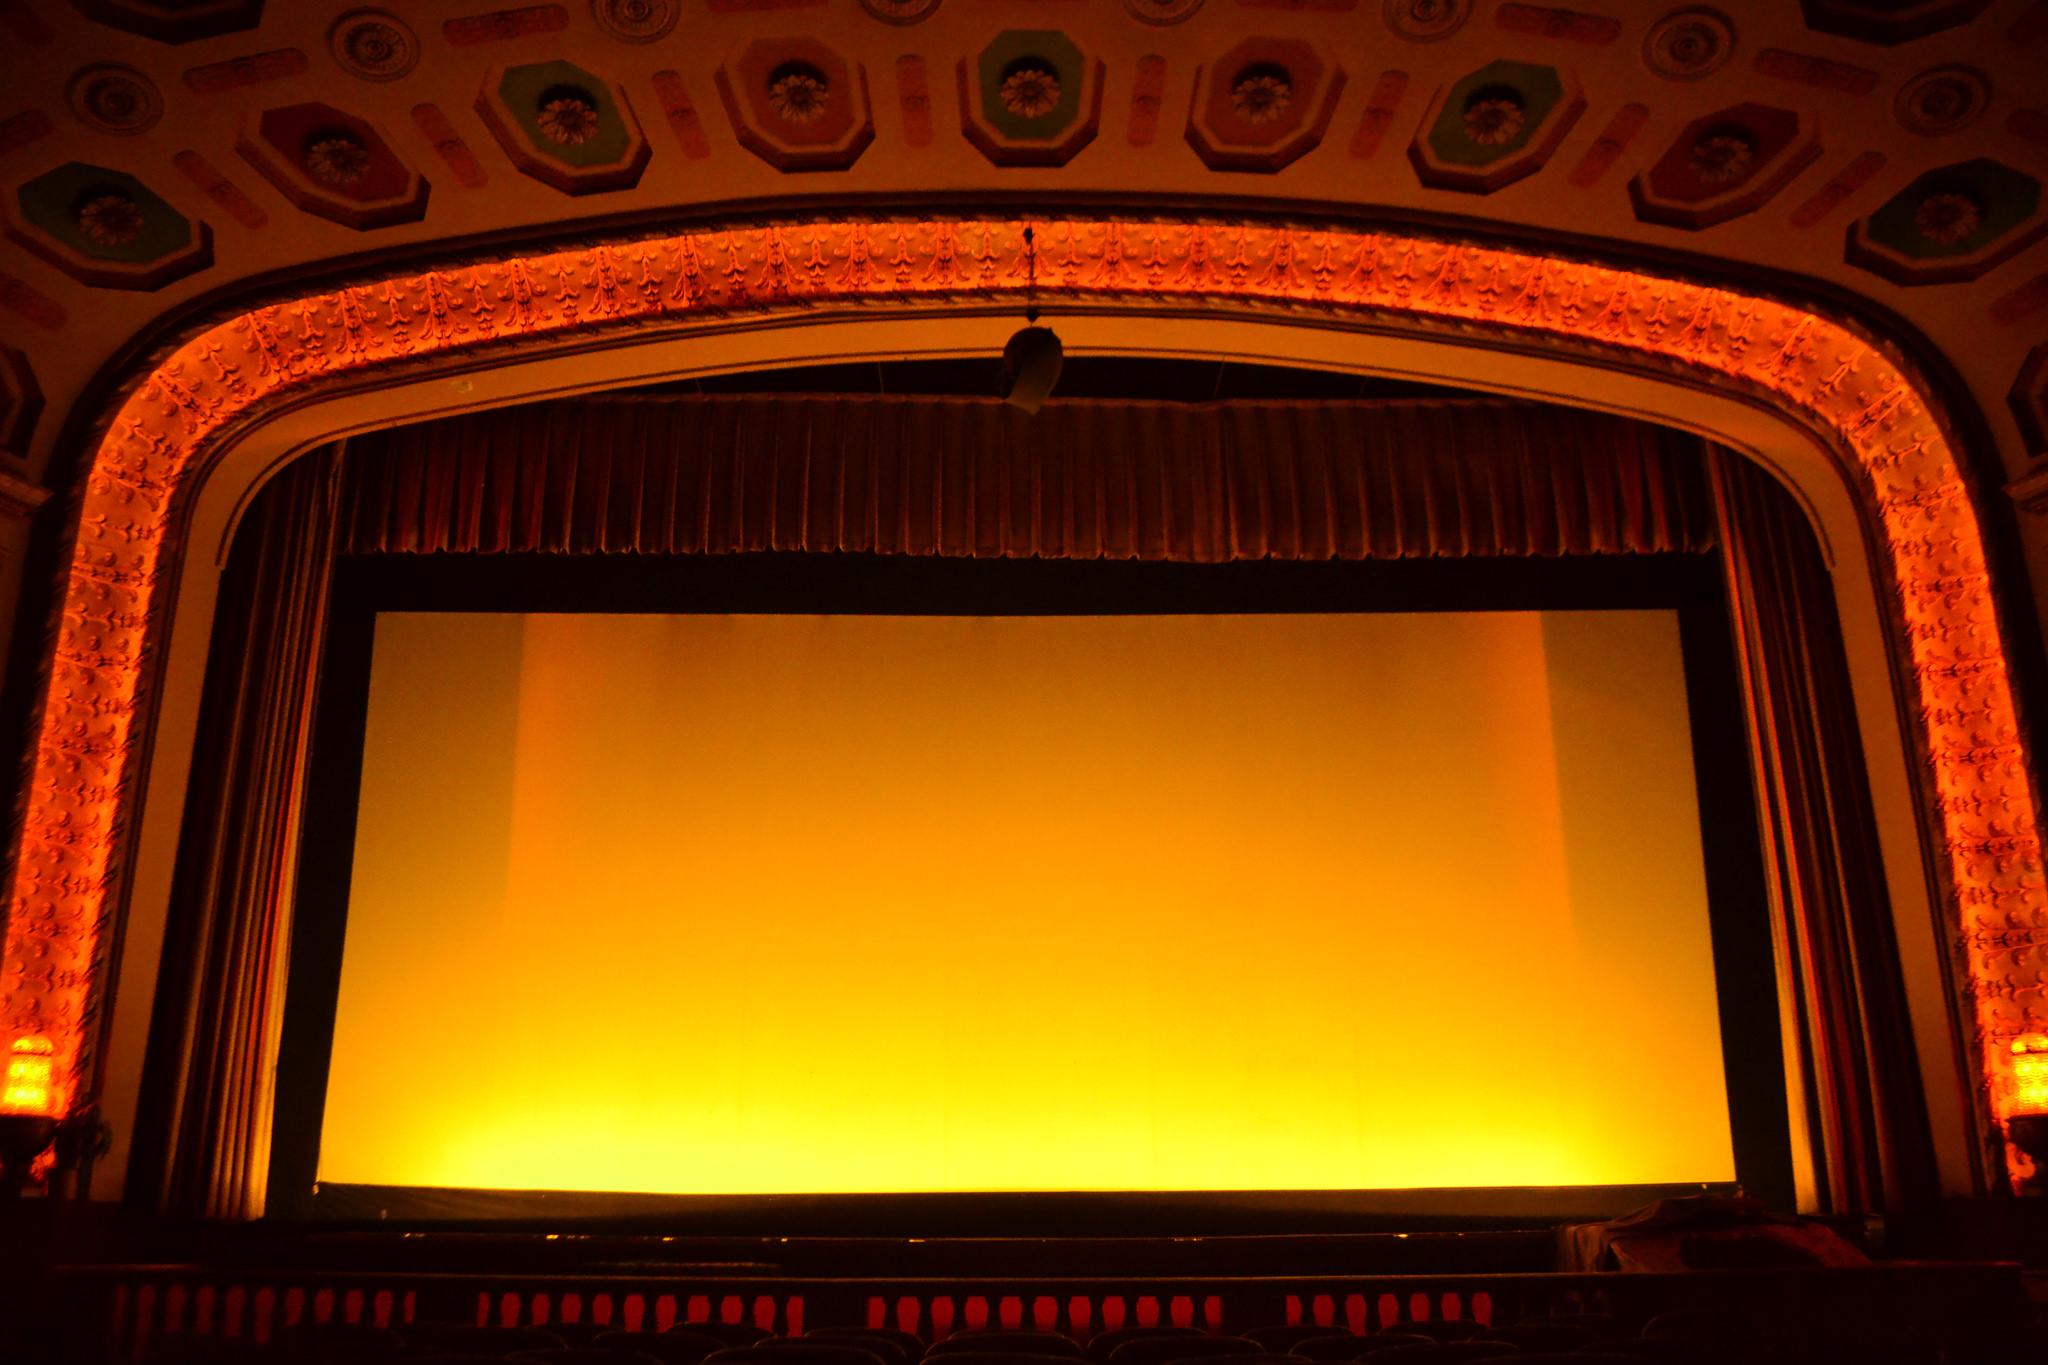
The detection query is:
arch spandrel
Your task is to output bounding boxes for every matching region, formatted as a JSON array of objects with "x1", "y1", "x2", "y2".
[{"x1": 2, "y1": 214, "x2": 2040, "y2": 1185}]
